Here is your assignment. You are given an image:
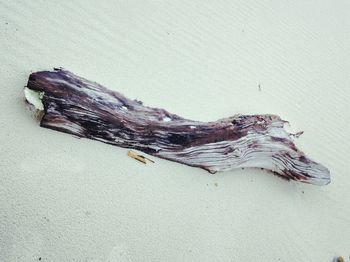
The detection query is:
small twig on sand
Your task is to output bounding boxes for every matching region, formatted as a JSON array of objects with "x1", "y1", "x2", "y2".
[{"x1": 128, "y1": 150, "x2": 154, "y2": 164}]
